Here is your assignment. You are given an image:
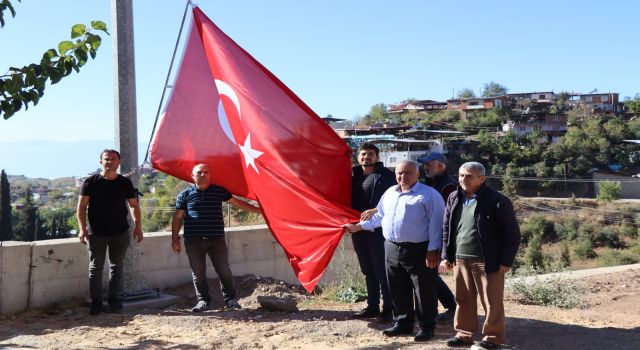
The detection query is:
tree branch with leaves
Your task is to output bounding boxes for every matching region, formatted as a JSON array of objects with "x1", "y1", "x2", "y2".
[{"x1": 0, "y1": 0, "x2": 108, "y2": 119}]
